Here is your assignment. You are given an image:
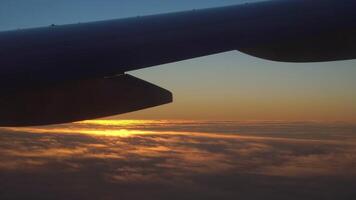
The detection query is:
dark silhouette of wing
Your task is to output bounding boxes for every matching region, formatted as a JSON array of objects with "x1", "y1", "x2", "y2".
[
  {"x1": 0, "y1": 75, "x2": 172, "y2": 126},
  {"x1": 0, "y1": 0, "x2": 355, "y2": 126}
]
